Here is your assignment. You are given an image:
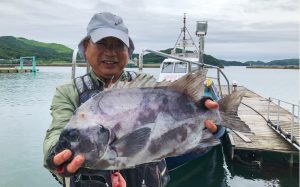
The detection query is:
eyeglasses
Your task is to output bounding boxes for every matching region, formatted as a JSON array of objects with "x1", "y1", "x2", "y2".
[{"x1": 90, "y1": 40, "x2": 127, "y2": 52}]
